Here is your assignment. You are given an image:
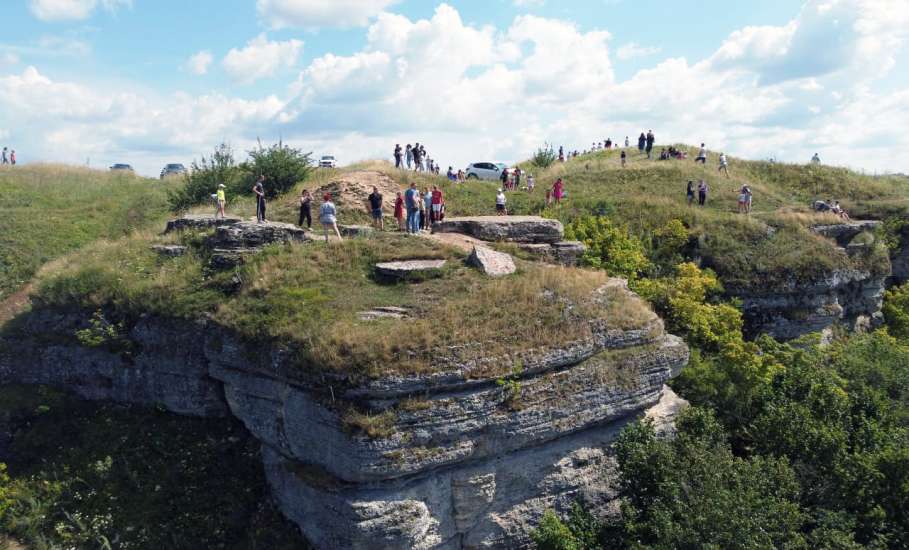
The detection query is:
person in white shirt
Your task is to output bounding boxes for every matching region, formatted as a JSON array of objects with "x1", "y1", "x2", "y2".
[
  {"x1": 496, "y1": 189, "x2": 507, "y2": 215},
  {"x1": 718, "y1": 153, "x2": 729, "y2": 177},
  {"x1": 695, "y1": 143, "x2": 708, "y2": 164}
]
